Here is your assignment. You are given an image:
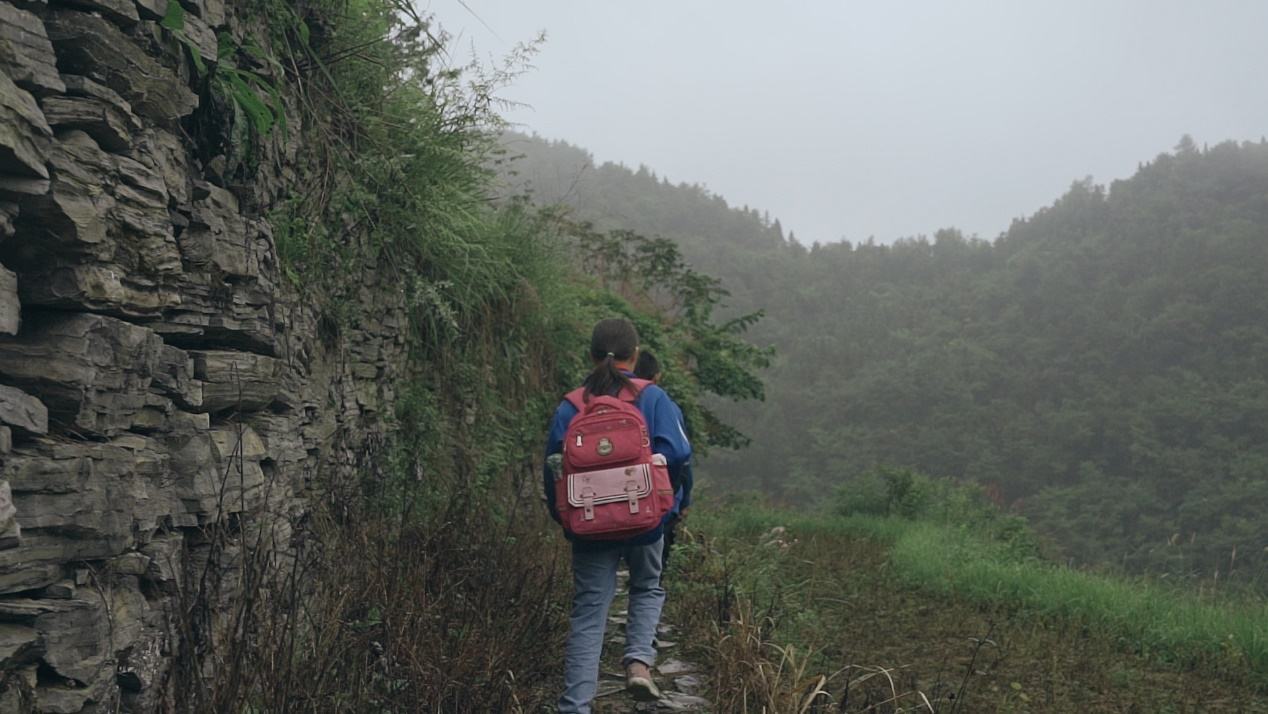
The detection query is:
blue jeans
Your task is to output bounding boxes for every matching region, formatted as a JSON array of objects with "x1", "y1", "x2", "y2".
[{"x1": 558, "y1": 537, "x2": 665, "y2": 714}]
